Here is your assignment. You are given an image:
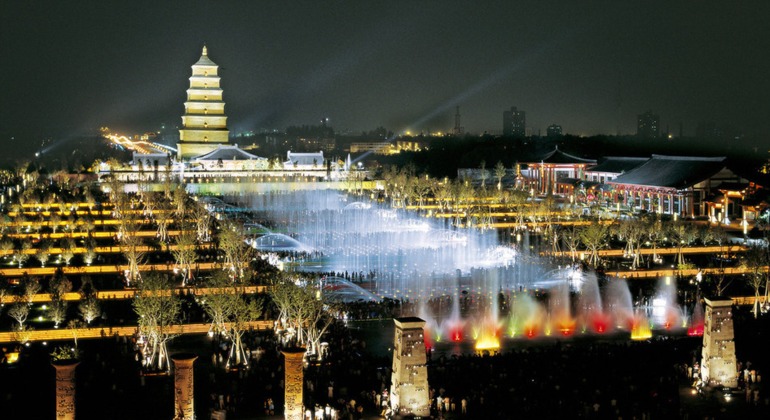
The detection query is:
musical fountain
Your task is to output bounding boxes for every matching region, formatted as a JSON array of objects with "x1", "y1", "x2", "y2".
[{"x1": 233, "y1": 190, "x2": 697, "y2": 350}]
